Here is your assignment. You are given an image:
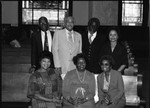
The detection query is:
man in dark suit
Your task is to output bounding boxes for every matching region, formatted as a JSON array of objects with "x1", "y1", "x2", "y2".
[
  {"x1": 82, "y1": 17, "x2": 107, "y2": 74},
  {"x1": 30, "y1": 16, "x2": 53, "y2": 73}
]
